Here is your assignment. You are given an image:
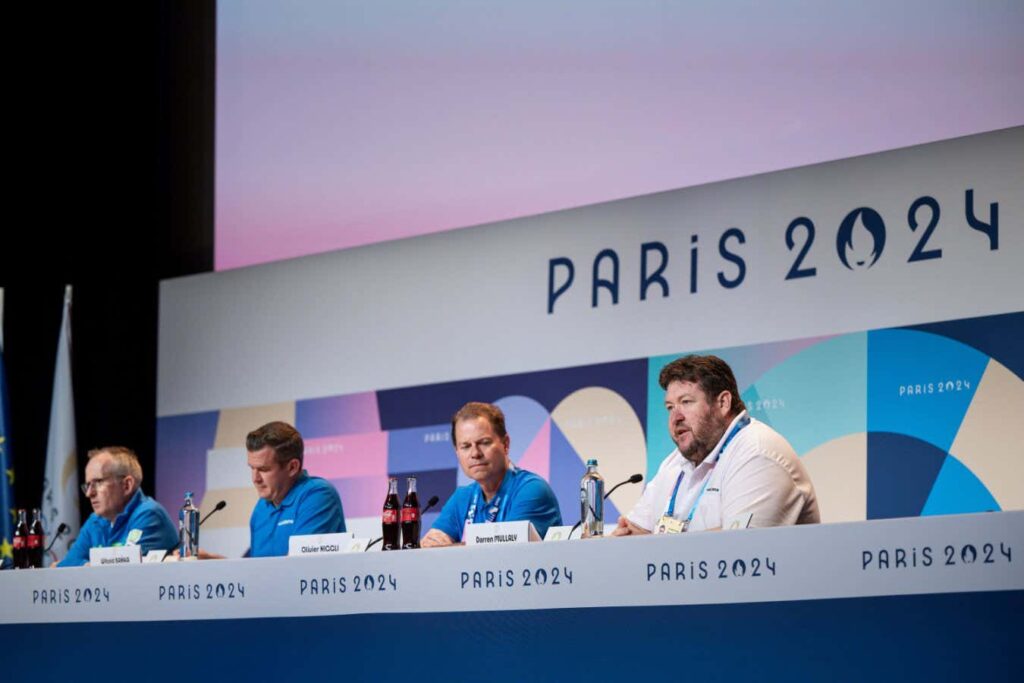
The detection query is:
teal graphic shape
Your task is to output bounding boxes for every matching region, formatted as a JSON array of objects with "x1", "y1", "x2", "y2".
[
  {"x1": 742, "y1": 333, "x2": 867, "y2": 455},
  {"x1": 921, "y1": 455, "x2": 1000, "y2": 516},
  {"x1": 646, "y1": 335, "x2": 854, "y2": 477},
  {"x1": 868, "y1": 329, "x2": 987, "y2": 453}
]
